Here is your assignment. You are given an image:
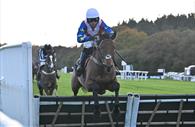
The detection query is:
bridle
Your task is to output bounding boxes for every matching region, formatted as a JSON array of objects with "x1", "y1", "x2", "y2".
[
  {"x1": 90, "y1": 39, "x2": 115, "y2": 72},
  {"x1": 41, "y1": 54, "x2": 55, "y2": 75}
]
